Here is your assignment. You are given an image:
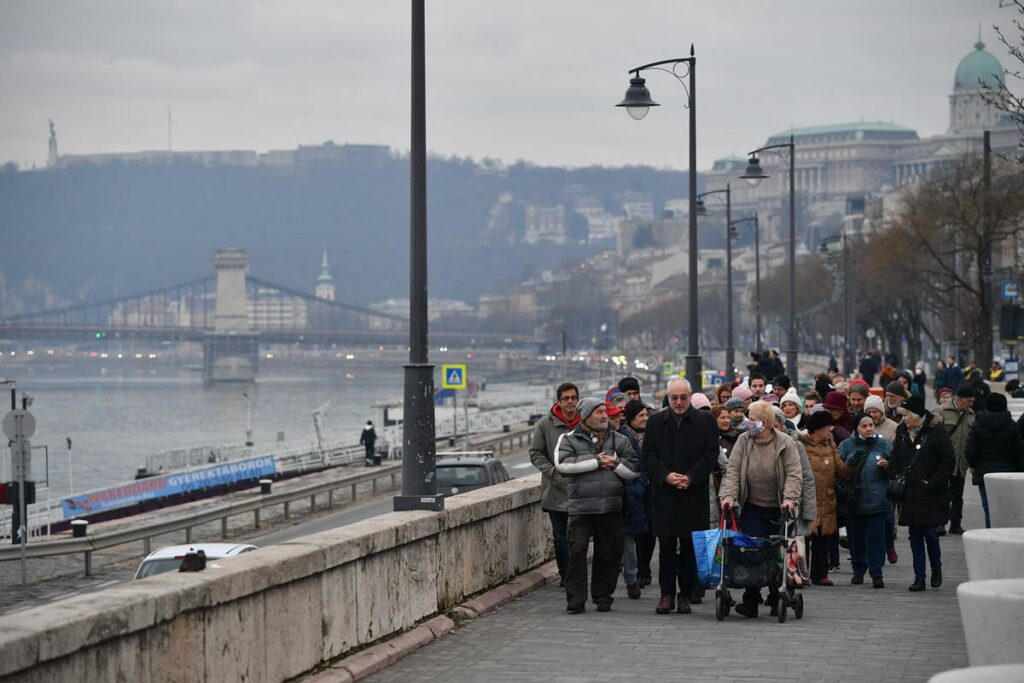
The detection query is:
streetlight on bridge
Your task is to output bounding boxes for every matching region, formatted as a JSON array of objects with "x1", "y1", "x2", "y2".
[
  {"x1": 741, "y1": 136, "x2": 799, "y2": 386},
  {"x1": 616, "y1": 46, "x2": 702, "y2": 389}
]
